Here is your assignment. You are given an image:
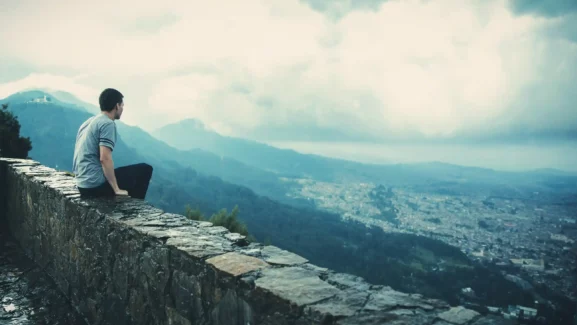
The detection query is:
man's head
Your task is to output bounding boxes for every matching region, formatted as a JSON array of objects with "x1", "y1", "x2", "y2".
[{"x1": 99, "y1": 88, "x2": 124, "y2": 119}]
